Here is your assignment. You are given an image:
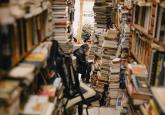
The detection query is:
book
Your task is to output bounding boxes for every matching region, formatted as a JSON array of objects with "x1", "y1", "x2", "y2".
[
  {"x1": 100, "y1": 107, "x2": 120, "y2": 115},
  {"x1": 38, "y1": 85, "x2": 56, "y2": 97},
  {"x1": 149, "y1": 99, "x2": 160, "y2": 115},
  {"x1": 109, "y1": 89, "x2": 120, "y2": 99},
  {"x1": 151, "y1": 87, "x2": 165, "y2": 113},
  {"x1": 9, "y1": 63, "x2": 35, "y2": 80},
  {"x1": 149, "y1": 50, "x2": 165, "y2": 86},
  {"x1": 25, "y1": 45, "x2": 49, "y2": 62},
  {"x1": 127, "y1": 64, "x2": 148, "y2": 77},
  {"x1": 132, "y1": 75, "x2": 151, "y2": 96},
  {"x1": 22, "y1": 95, "x2": 49, "y2": 115},
  {"x1": 0, "y1": 80, "x2": 20, "y2": 104},
  {"x1": 155, "y1": 6, "x2": 165, "y2": 43},
  {"x1": 0, "y1": 21, "x2": 19, "y2": 70}
]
